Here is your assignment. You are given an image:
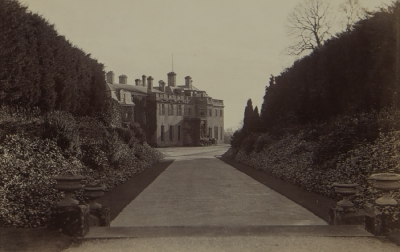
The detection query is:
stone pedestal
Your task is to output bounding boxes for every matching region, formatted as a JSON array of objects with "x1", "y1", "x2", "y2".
[
  {"x1": 89, "y1": 207, "x2": 110, "y2": 227},
  {"x1": 47, "y1": 205, "x2": 90, "y2": 237},
  {"x1": 364, "y1": 203, "x2": 400, "y2": 236},
  {"x1": 329, "y1": 205, "x2": 365, "y2": 225}
]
